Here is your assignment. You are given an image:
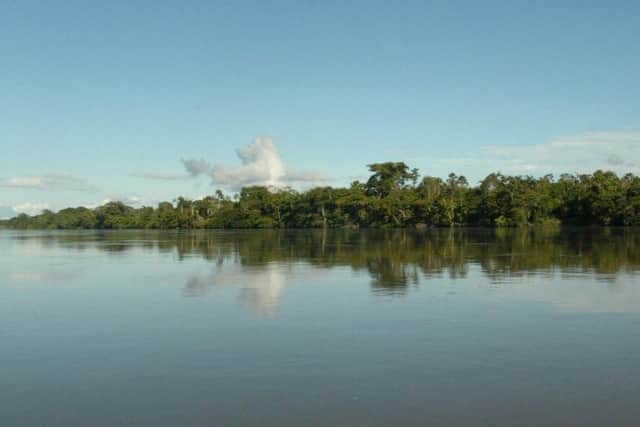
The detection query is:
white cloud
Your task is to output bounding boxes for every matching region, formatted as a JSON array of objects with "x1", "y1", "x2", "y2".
[
  {"x1": 109, "y1": 195, "x2": 146, "y2": 207},
  {"x1": 182, "y1": 158, "x2": 212, "y2": 177},
  {"x1": 14, "y1": 202, "x2": 50, "y2": 215},
  {"x1": 87, "y1": 195, "x2": 151, "y2": 209},
  {"x1": 0, "y1": 202, "x2": 50, "y2": 218},
  {"x1": 130, "y1": 172, "x2": 190, "y2": 181},
  {"x1": 182, "y1": 137, "x2": 327, "y2": 190},
  {"x1": 435, "y1": 131, "x2": 640, "y2": 180},
  {"x1": 0, "y1": 173, "x2": 96, "y2": 191}
]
